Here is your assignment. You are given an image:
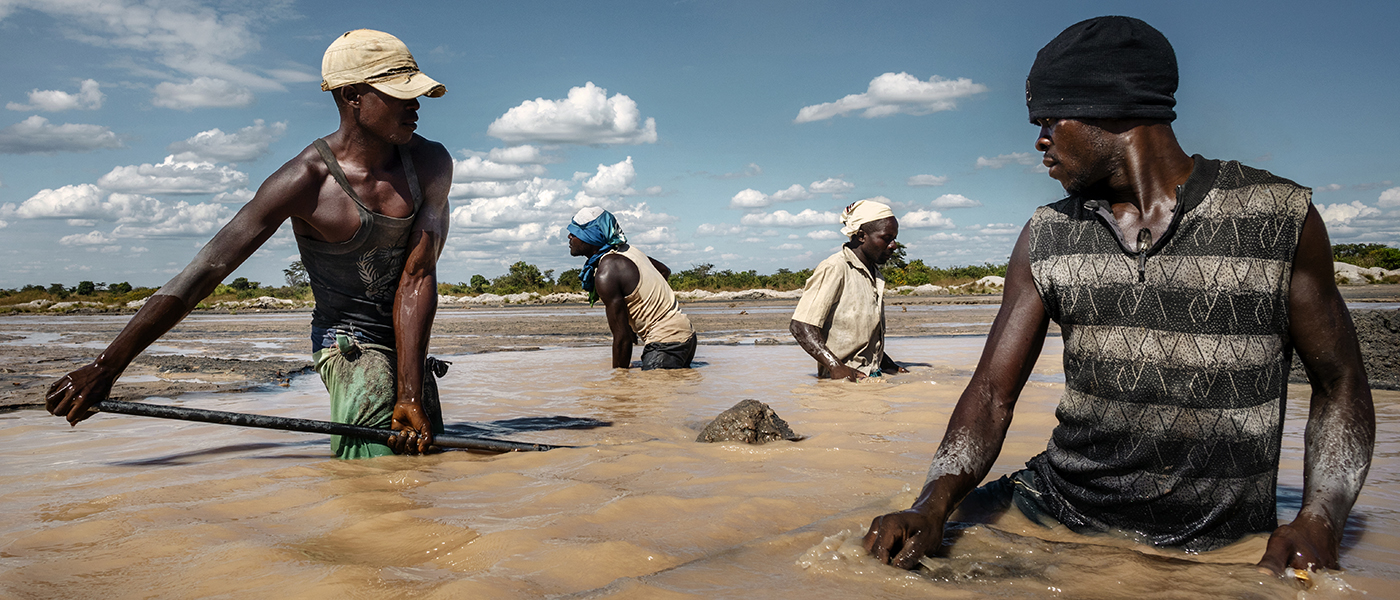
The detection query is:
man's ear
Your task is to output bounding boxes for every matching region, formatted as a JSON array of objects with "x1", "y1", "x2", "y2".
[{"x1": 339, "y1": 84, "x2": 362, "y2": 107}]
